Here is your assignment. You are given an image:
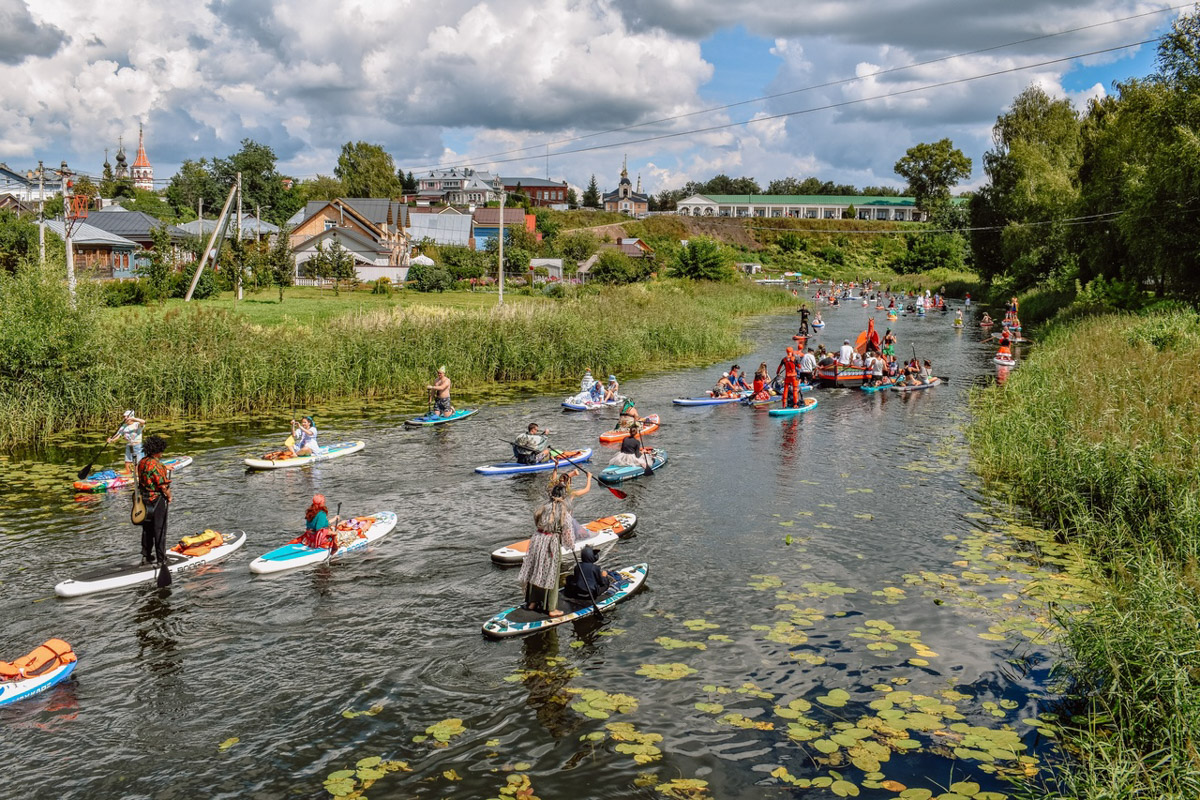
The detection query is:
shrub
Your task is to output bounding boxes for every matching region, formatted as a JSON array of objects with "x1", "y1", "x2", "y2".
[
  {"x1": 371, "y1": 276, "x2": 392, "y2": 295},
  {"x1": 408, "y1": 263, "x2": 452, "y2": 292},
  {"x1": 670, "y1": 237, "x2": 734, "y2": 281},
  {"x1": 819, "y1": 245, "x2": 846, "y2": 266}
]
